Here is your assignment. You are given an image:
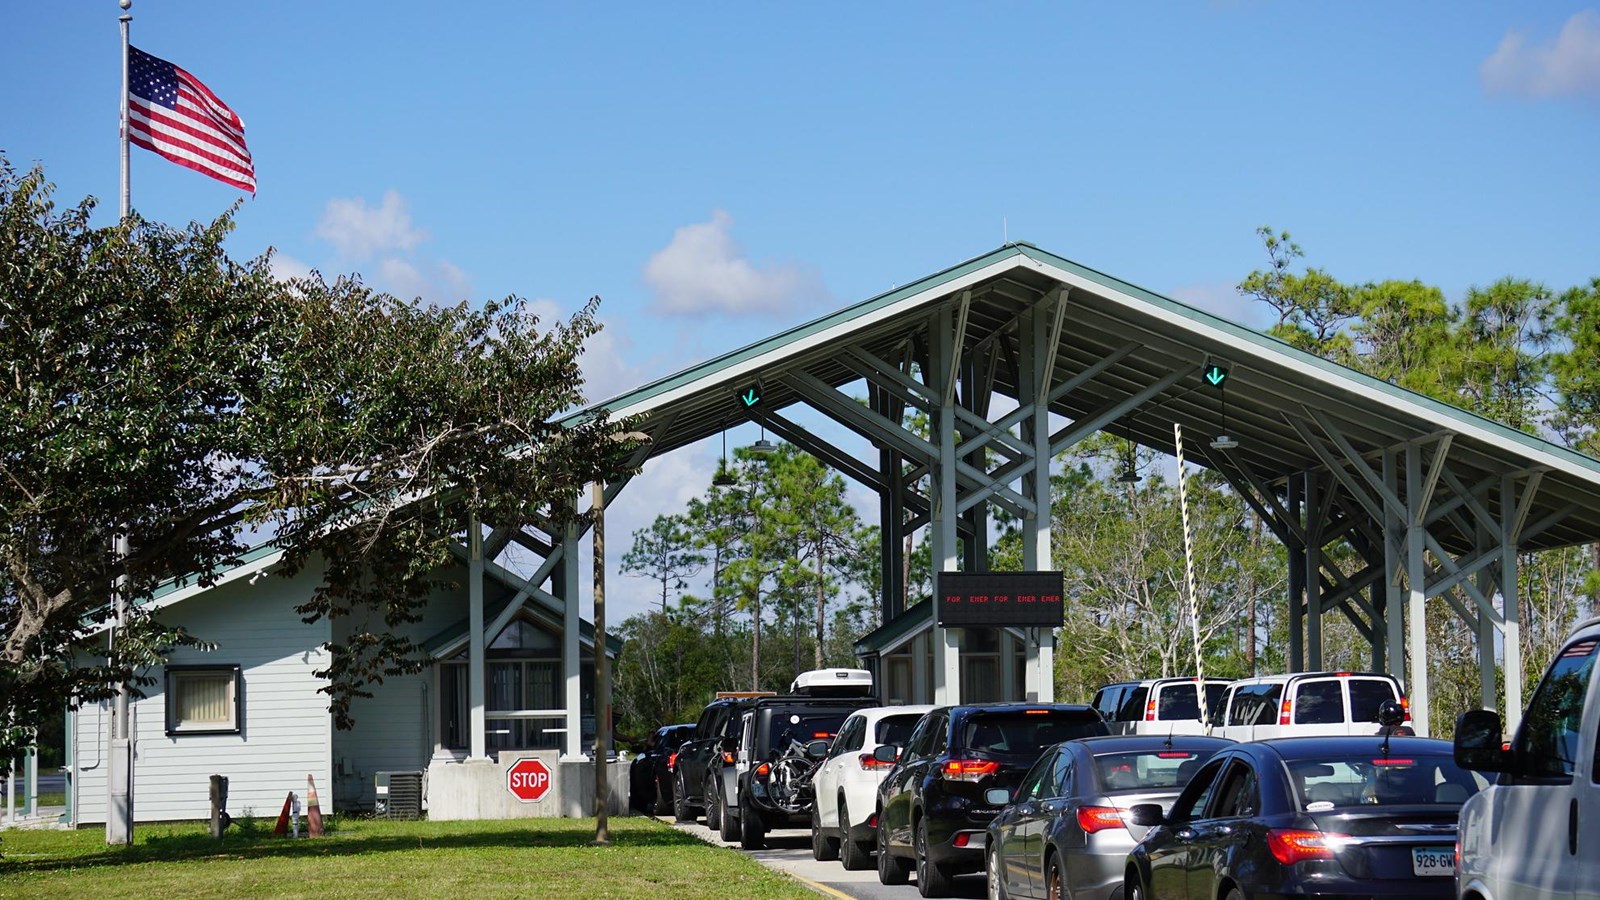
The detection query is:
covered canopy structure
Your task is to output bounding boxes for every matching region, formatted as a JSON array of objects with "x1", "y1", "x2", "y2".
[{"x1": 562, "y1": 242, "x2": 1600, "y2": 737}]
